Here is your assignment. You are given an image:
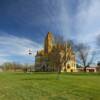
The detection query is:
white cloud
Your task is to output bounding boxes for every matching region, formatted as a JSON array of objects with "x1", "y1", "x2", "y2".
[
  {"x1": 70, "y1": 0, "x2": 100, "y2": 63},
  {"x1": 0, "y1": 33, "x2": 42, "y2": 64},
  {"x1": 76, "y1": 0, "x2": 100, "y2": 43}
]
